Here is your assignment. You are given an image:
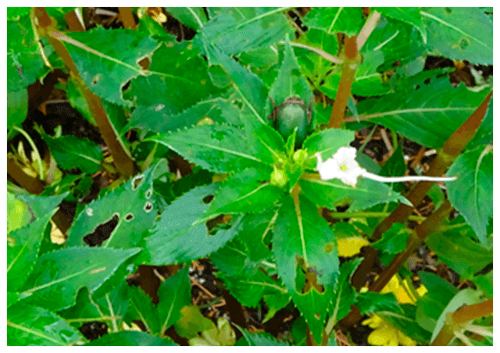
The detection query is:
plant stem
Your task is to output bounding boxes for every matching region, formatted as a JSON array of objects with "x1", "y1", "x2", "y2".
[
  {"x1": 13, "y1": 127, "x2": 45, "y2": 181},
  {"x1": 33, "y1": 7, "x2": 137, "y2": 179},
  {"x1": 280, "y1": 41, "x2": 343, "y2": 64},
  {"x1": 430, "y1": 299, "x2": 493, "y2": 346},
  {"x1": 328, "y1": 9, "x2": 381, "y2": 129},
  {"x1": 119, "y1": 7, "x2": 137, "y2": 29}
]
